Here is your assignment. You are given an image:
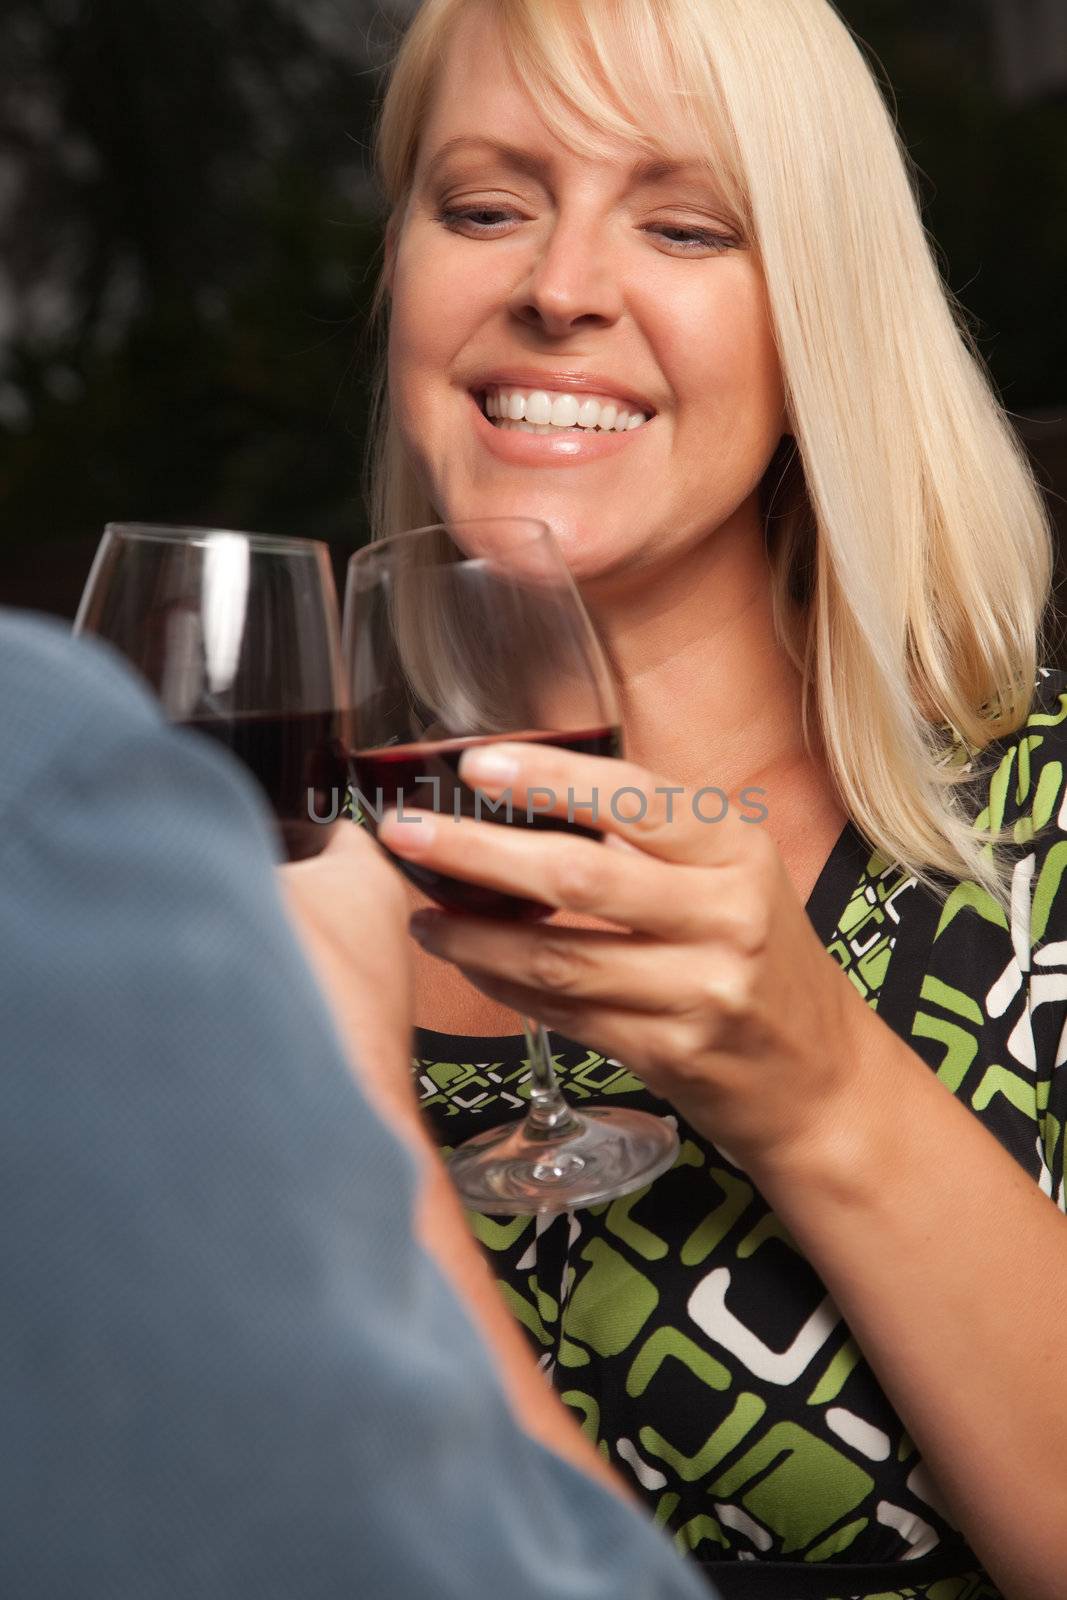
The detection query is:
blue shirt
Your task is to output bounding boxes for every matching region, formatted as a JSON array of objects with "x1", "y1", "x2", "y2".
[{"x1": 0, "y1": 610, "x2": 712, "y2": 1600}]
